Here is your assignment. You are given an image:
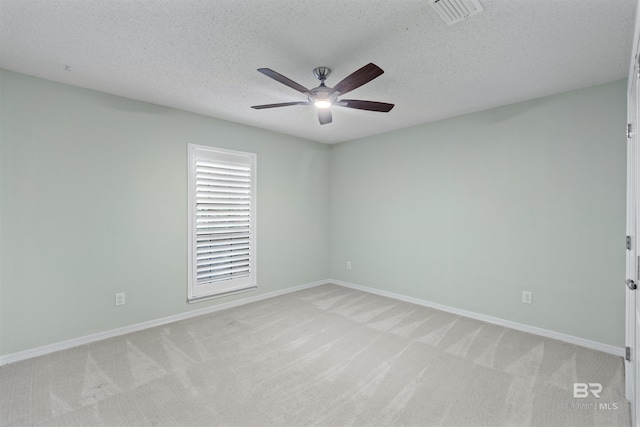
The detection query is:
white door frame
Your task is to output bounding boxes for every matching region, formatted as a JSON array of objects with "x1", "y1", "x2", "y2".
[
  {"x1": 627, "y1": 77, "x2": 639, "y2": 427},
  {"x1": 627, "y1": 3, "x2": 640, "y2": 425}
]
